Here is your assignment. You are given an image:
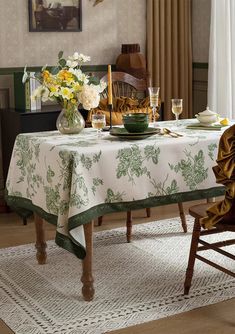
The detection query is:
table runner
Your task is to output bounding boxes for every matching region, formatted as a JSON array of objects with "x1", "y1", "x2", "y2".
[{"x1": 5, "y1": 119, "x2": 226, "y2": 258}]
